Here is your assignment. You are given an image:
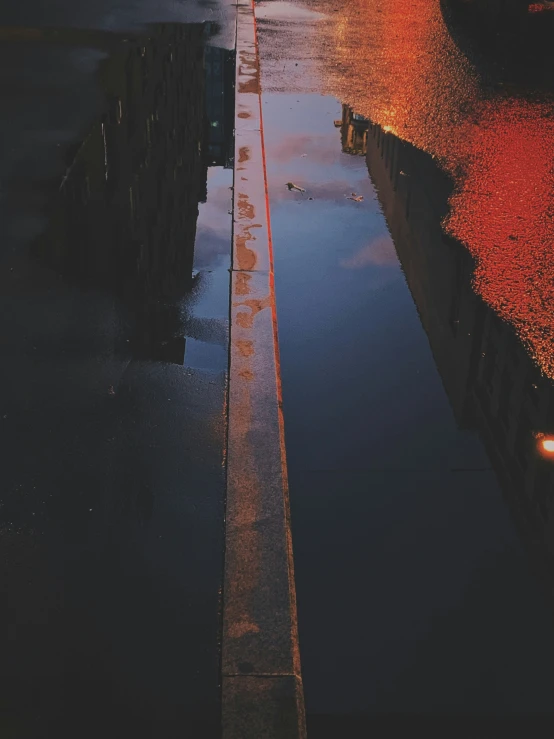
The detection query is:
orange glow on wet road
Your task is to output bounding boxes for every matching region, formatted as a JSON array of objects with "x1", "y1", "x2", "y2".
[
  {"x1": 445, "y1": 98, "x2": 554, "y2": 377},
  {"x1": 310, "y1": 0, "x2": 554, "y2": 377}
]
